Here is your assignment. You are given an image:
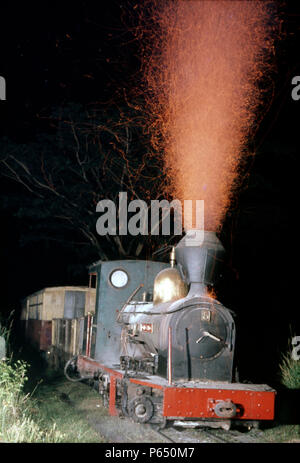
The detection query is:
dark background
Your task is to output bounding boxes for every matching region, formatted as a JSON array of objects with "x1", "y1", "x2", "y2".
[{"x1": 0, "y1": 0, "x2": 299, "y2": 385}]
